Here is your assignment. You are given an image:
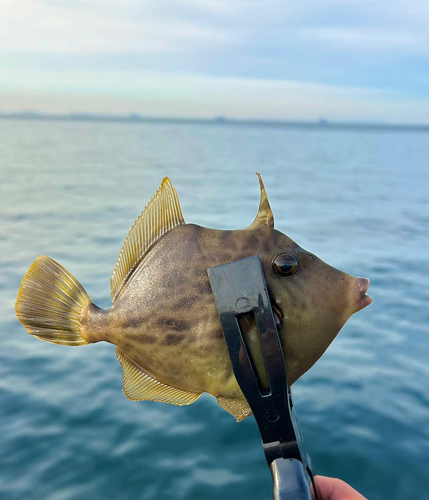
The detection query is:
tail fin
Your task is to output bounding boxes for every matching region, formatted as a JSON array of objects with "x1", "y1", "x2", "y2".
[{"x1": 16, "y1": 255, "x2": 92, "y2": 346}]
